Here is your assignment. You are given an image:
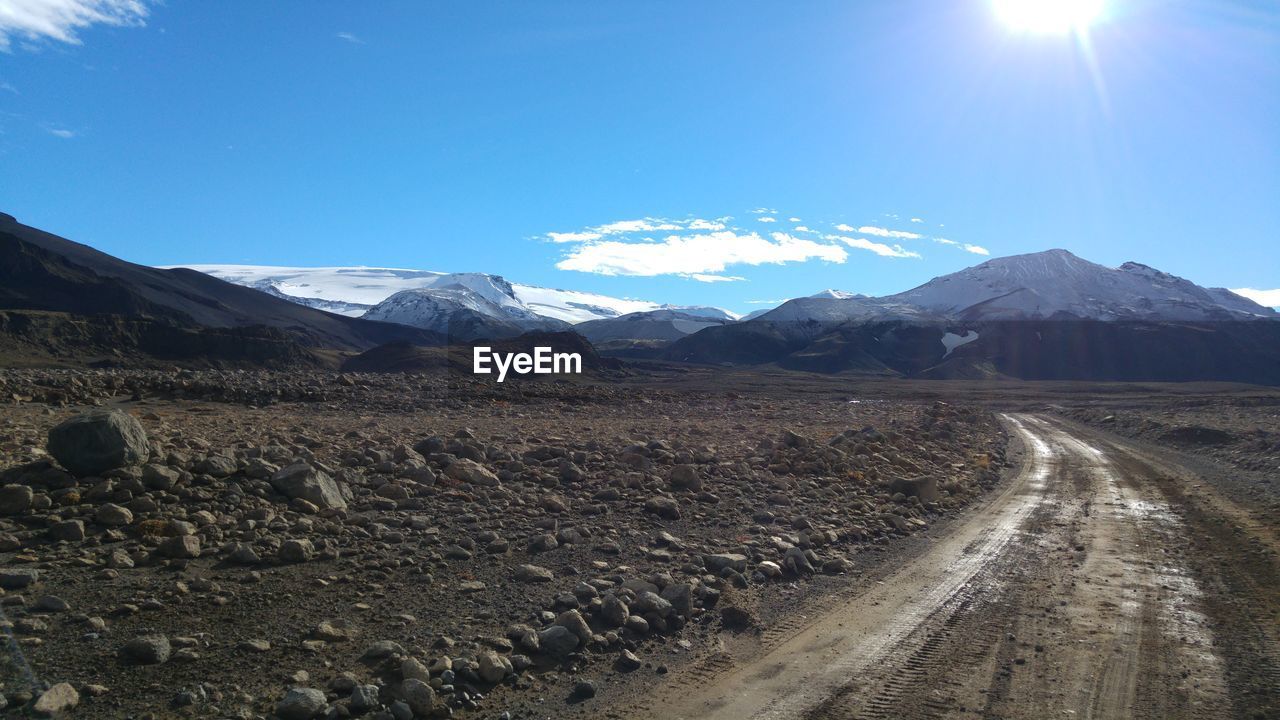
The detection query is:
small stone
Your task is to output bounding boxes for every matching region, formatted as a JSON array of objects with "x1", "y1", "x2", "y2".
[
  {"x1": 600, "y1": 594, "x2": 628, "y2": 628},
  {"x1": 617, "y1": 649, "x2": 643, "y2": 671},
  {"x1": 33, "y1": 682, "x2": 79, "y2": 716},
  {"x1": 48, "y1": 519, "x2": 86, "y2": 542},
  {"x1": 270, "y1": 463, "x2": 350, "y2": 510},
  {"x1": 669, "y1": 464, "x2": 703, "y2": 491},
  {"x1": 34, "y1": 595, "x2": 71, "y2": 612},
  {"x1": 443, "y1": 459, "x2": 500, "y2": 487},
  {"x1": 142, "y1": 463, "x2": 180, "y2": 490},
  {"x1": 401, "y1": 678, "x2": 437, "y2": 716},
  {"x1": 571, "y1": 679, "x2": 597, "y2": 700},
  {"x1": 95, "y1": 503, "x2": 134, "y2": 527},
  {"x1": 514, "y1": 564, "x2": 554, "y2": 582},
  {"x1": 157, "y1": 535, "x2": 201, "y2": 559},
  {"x1": 644, "y1": 495, "x2": 681, "y2": 520},
  {"x1": 0, "y1": 568, "x2": 39, "y2": 589},
  {"x1": 362, "y1": 640, "x2": 405, "y2": 659},
  {"x1": 279, "y1": 538, "x2": 314, "y2": 564},
  {"x1": 350, "y1": 684, "x2": 380, "y2": 713},
  {"x1": 0, "y1": 484, "x2": 34, "y2": 515},
  {"x1": 704, "y1": 553, "x2": 748, "y2": 573},
  {"x1": 477, "y1": 651, "x2": 512, "y2": 683},
  {"x1": 121, "y1": 634, "x2": 171, "y2": 664},
  {"x1": 537, "y1": 625, "x2": 579, "y2": 658}
]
